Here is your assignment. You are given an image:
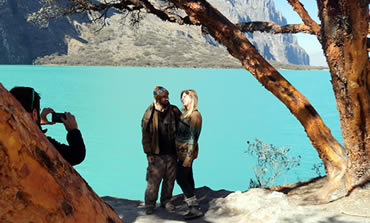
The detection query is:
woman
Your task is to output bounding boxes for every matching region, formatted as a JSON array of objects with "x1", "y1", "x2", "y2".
[{"x1": 175, "y1": 89, "x2": 203, "y2": 220}]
